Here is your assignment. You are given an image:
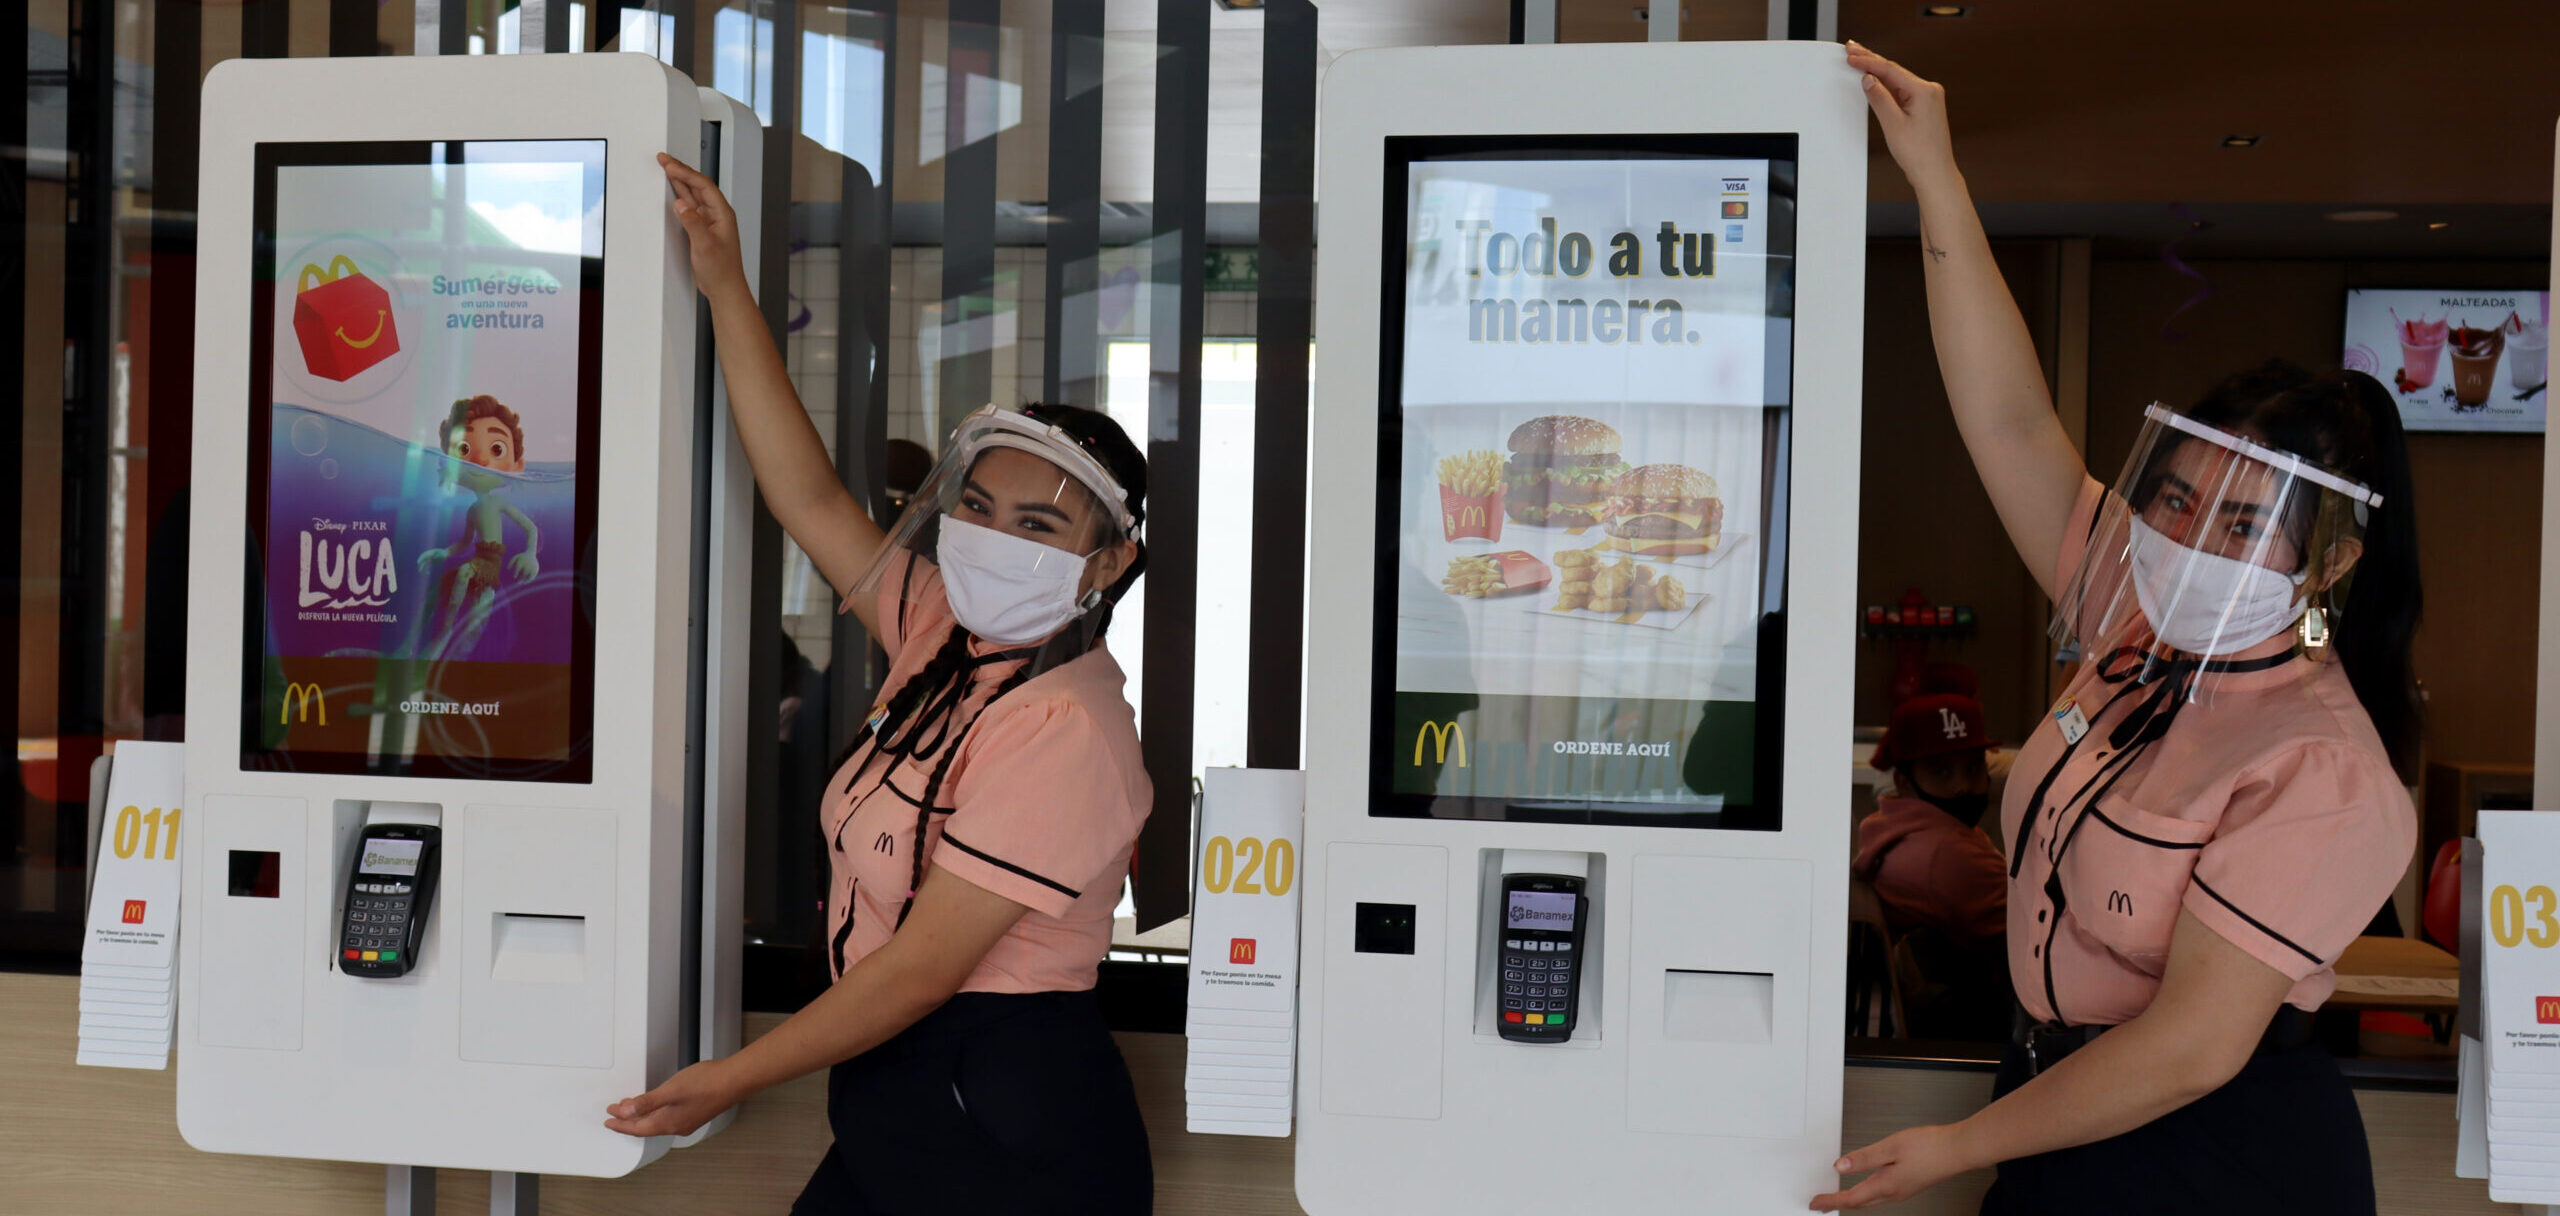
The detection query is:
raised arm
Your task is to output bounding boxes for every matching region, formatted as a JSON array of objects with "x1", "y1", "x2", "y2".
[
  {"x1": 659, "y1": 153, "x2": 889, "y2": 636},
  {"x1": 1847, "y1": 44, "x2": 2089, "y2": 599}
]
